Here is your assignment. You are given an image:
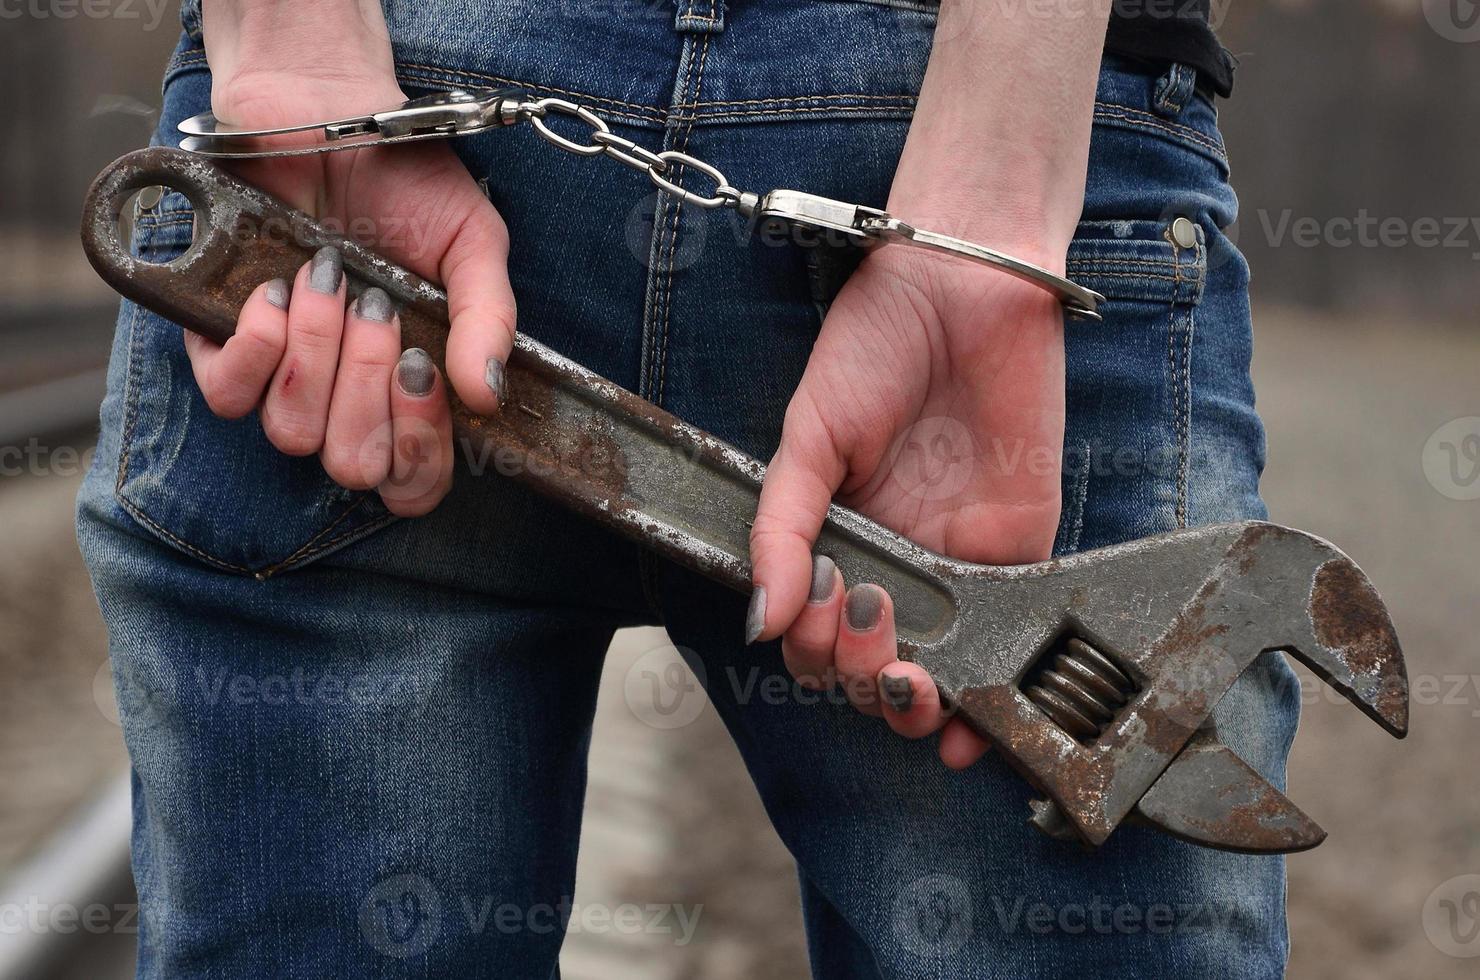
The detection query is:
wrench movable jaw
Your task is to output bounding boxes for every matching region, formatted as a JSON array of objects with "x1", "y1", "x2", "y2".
[
  {"x1": 1132, "y1": 728, "x2": 1328, "y2": 854},
  {"x1": 914, "y1": 522, "x2": 1408, "y2": 849}
]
